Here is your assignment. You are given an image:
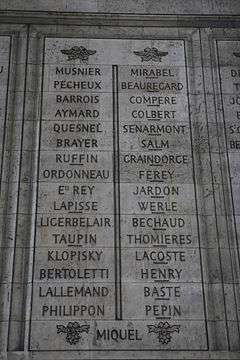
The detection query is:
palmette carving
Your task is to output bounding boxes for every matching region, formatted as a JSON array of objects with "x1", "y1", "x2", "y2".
[
  {"x1": 134, "y1": 47, "x2": 168, "y2": 62},
  {"x1": 147, "y1": 322, "x2": 180, "y2": 344},
  {"x1": 57, "y1": 322, "x2": 90, "y2": 345},
  {"x1": 61, "y1": 46, "x2": 96, "y2": 62}
]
